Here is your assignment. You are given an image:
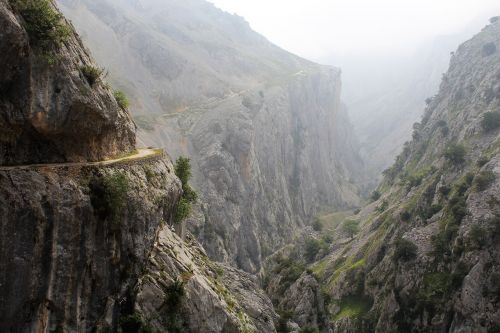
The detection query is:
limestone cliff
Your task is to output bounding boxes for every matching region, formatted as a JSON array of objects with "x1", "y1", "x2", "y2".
[
  {"x1": 0, "y1": 2, "x2": 278, "y2": 332},
  {"x1": 57, "y1": 0, "x2": 364, "y2": 273},
  {"x1": 0, "y1": 0, "x2": 135, "y2": 165},
  {"x1": 264, "y1": 18, "x2": 500, "y2": 333}
]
